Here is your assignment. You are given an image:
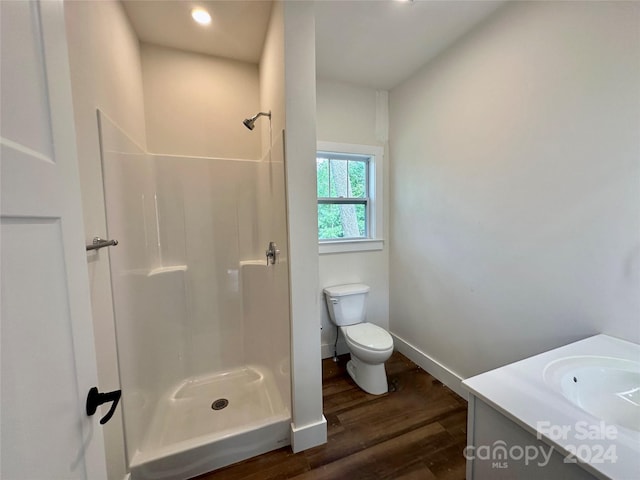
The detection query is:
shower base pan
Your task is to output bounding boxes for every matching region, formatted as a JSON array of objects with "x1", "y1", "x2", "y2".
[{"x1": 129, "y1": 365, "x2": 290, "y2": 480}]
